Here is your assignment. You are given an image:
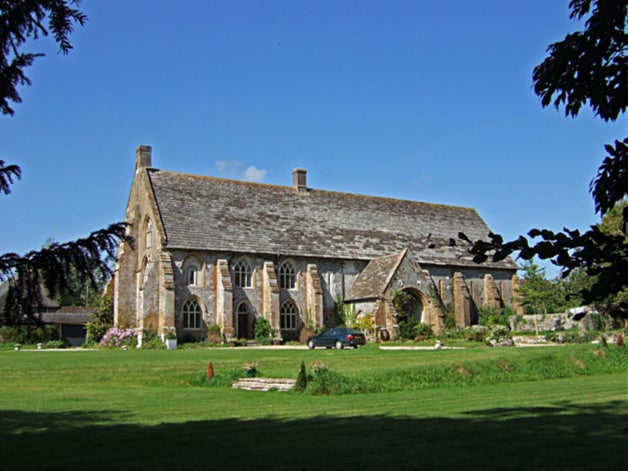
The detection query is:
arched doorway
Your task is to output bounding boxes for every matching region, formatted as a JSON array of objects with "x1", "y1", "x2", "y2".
[
  {"x1": 399, "y1": 288, "x2": 424, "y2": 324},
  {"x1": 236, "y1": 301, "x2": 254, "y2": 339}
]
